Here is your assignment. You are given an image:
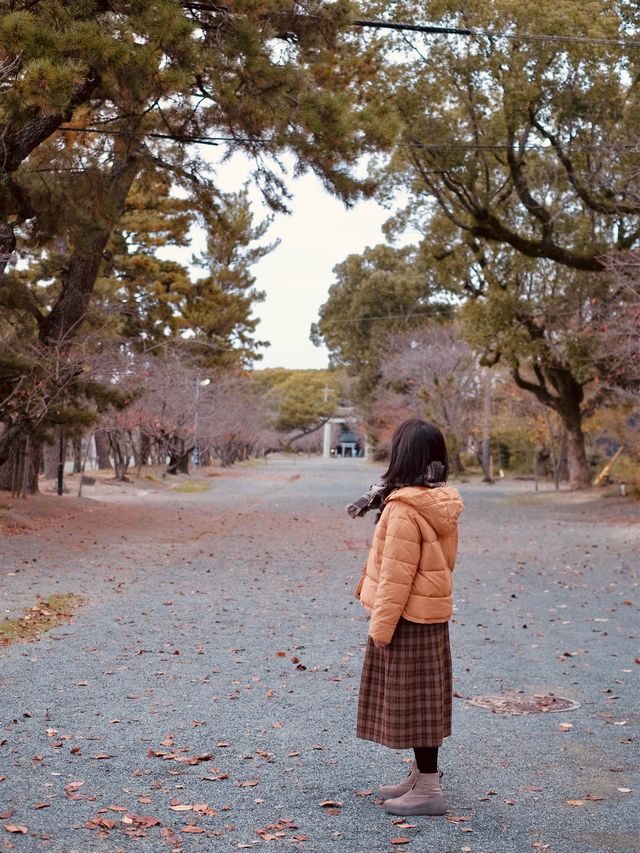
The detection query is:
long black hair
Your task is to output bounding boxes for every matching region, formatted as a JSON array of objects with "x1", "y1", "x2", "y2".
[{"x1": 381, "y1": 418, "x2": 449, "y2": 488}]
